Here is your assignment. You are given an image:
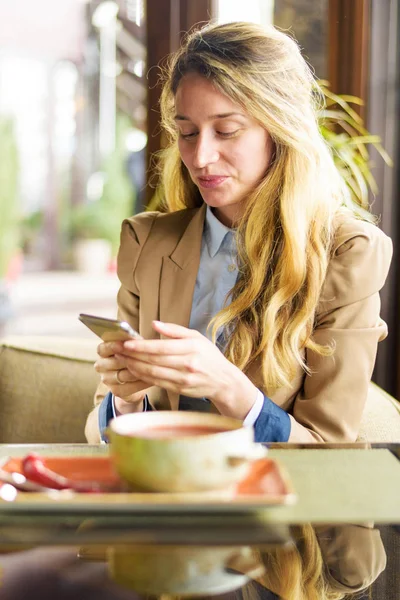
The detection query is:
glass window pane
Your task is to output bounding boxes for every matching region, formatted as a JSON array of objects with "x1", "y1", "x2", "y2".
[{"x1": 216, "y1": 0, "x2": 328, "y2": 79}]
